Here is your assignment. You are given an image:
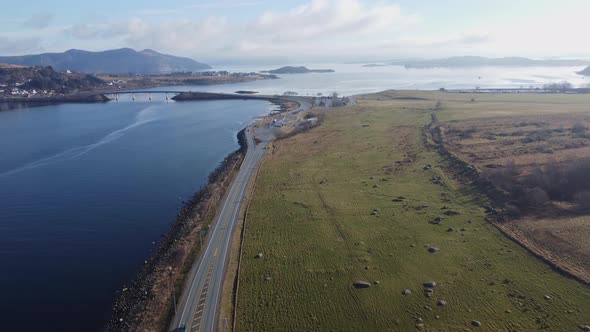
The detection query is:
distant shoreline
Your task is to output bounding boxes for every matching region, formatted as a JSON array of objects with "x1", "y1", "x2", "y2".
[{"x1": 262, "y1": 66, "x2": 335, "y2": 74}]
